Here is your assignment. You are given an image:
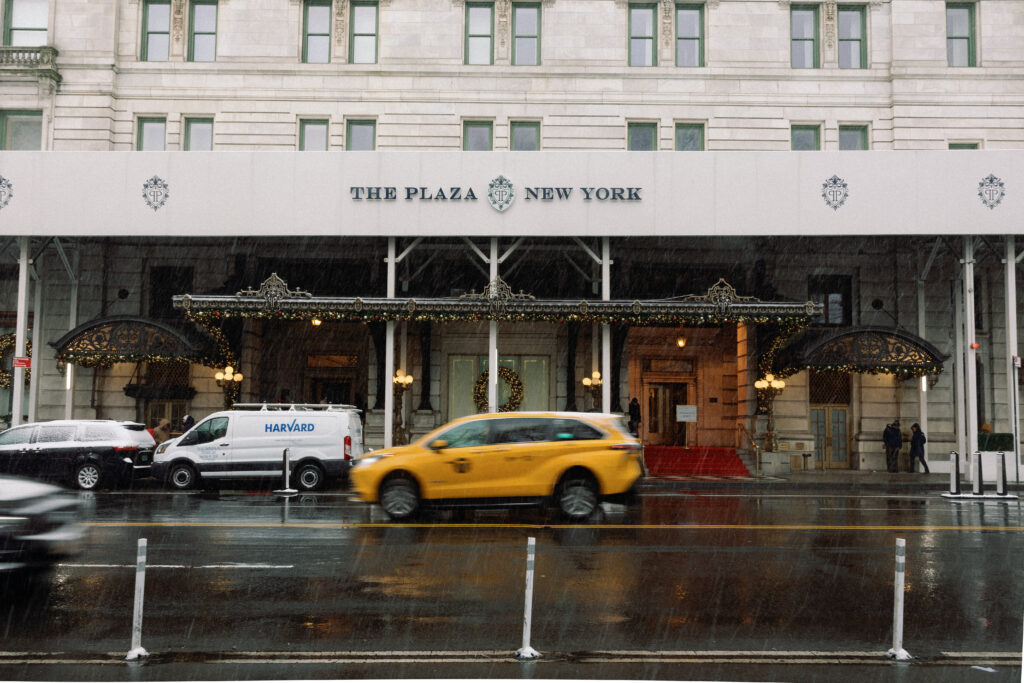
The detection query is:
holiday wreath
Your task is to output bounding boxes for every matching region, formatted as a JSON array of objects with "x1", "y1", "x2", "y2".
[
  {"x1": 0, "y1": 334, "x2": 31, "y2": 389},
  {"x1": 473, "y1": 366, "x2": 523, "y2": 412}
]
